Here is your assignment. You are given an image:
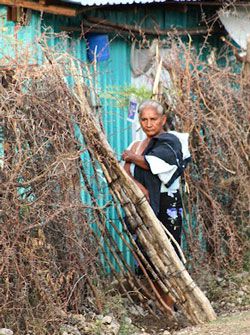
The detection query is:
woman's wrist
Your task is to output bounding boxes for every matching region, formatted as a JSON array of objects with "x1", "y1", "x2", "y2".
[{"x1": 130, "y1": 152, "x2": 136, "y2": 163}]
